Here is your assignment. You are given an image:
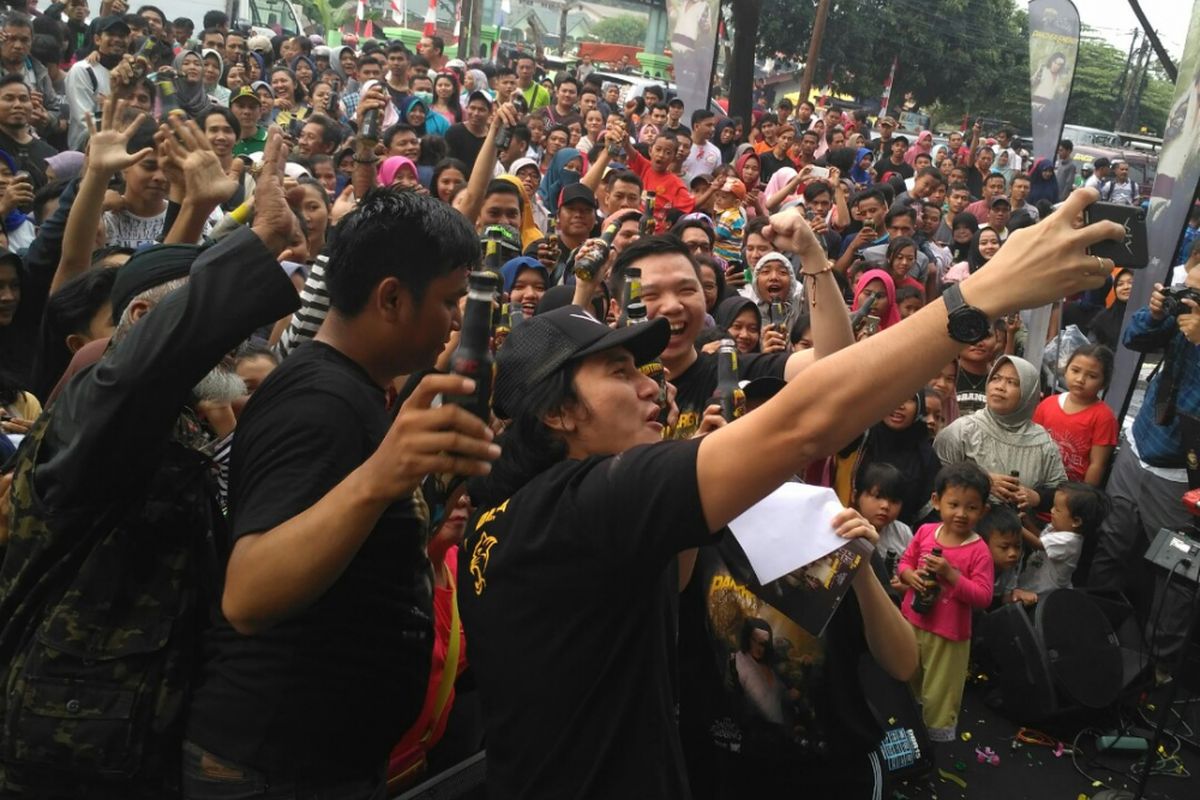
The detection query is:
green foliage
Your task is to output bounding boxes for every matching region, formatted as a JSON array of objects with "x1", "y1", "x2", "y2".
[
  {"x1": 299, "y1": 0, "x2": 351, "y2": 34},
  {"x1": 753, "y1": 0, "x2": 1175, "y2": 135},
  {"x1": 589, "y1": 15, "x2": 648, "y2": 46}
]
